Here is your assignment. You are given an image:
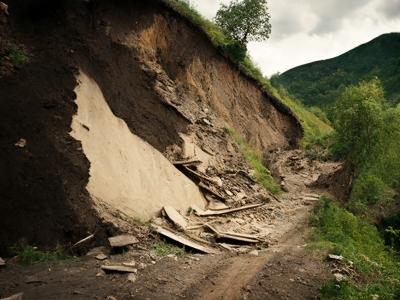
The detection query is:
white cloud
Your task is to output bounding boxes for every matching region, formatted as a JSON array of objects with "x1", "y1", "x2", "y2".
[{"x1": 189, "y1": 0, "x2": 400, "y2": 76}]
